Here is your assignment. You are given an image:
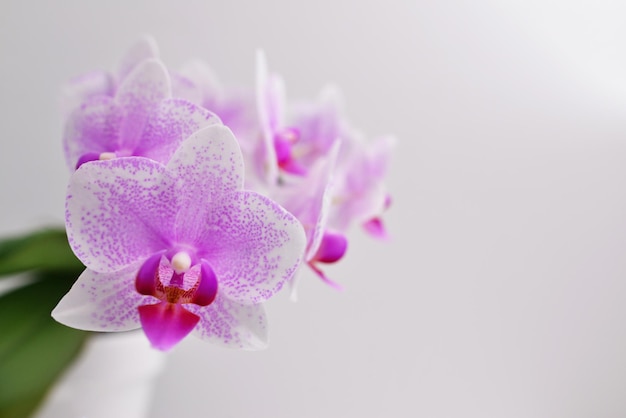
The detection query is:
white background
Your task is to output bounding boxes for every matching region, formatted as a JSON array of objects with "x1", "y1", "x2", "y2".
[{"x1": 2, "y1": 1, "x2": 626, "y2": 417}]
